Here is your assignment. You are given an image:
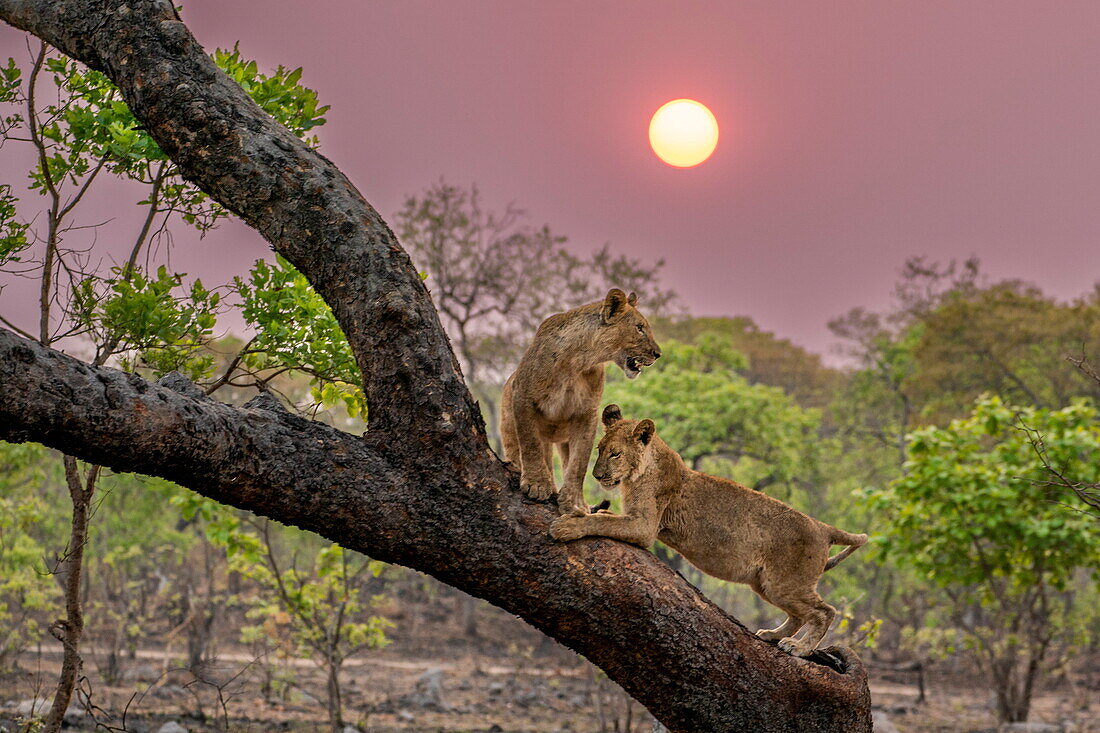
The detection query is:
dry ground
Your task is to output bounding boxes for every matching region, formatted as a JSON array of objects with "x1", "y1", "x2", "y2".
[
  {"x1": 3, "y1": 648, "x2": 1098, "y2": 732},
  {"x1": 2, "y1": 599, "x2": 1097, "y2": 732}
]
